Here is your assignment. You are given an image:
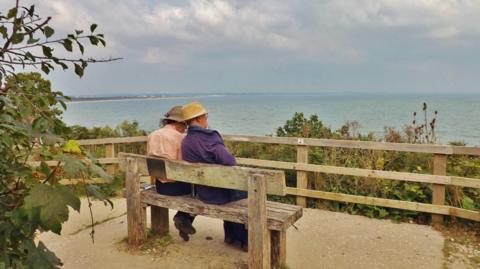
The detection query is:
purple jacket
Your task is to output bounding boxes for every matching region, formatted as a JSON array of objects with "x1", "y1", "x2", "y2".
[{"x1": 181, "y1": 125, "x2": 236, "y2": 204}]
